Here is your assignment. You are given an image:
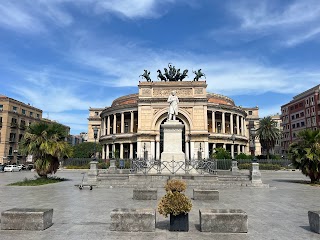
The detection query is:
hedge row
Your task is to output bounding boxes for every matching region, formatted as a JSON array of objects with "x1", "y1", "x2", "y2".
[{"x1": 238, "y1": 163, "x2": 282, "y2": 170}]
